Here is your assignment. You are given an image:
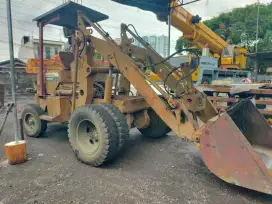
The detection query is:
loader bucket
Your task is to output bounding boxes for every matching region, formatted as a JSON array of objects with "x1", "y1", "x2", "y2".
[{"x1": 197, "y1": 98, "x2": 272, "y2": 194}]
